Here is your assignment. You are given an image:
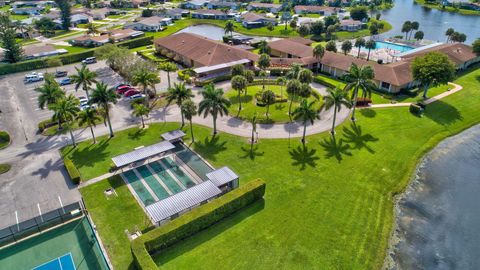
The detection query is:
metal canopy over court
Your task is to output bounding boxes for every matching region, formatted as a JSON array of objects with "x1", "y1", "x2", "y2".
[
  {"x1": 145, "y1": 180, "x2": 221, "y2": 223},
  {"x1": 111, "y1": 141, "x2": 175, "y2": 167},
  {"x1": 160, "y1": 129, "x2": 186, "y2": 142},
  {"x1": 206, "y1": 166, "x2": 239, "y2": 187}
]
